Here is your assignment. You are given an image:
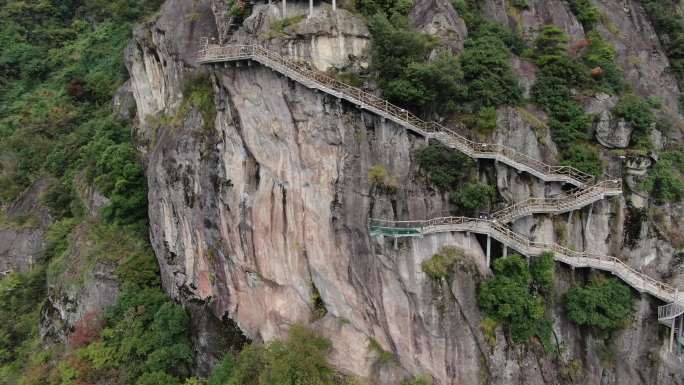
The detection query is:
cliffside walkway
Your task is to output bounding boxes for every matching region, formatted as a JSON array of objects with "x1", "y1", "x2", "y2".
[
  {"x1": 196, "y1": 43, "x2": 594, "y2": 187},
  {"x1": 370, "y1": 216, "x2": 684, "y2": 349},
  {"x1": 197, "y1": 42, "x2": 681, "y2": 350}
]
